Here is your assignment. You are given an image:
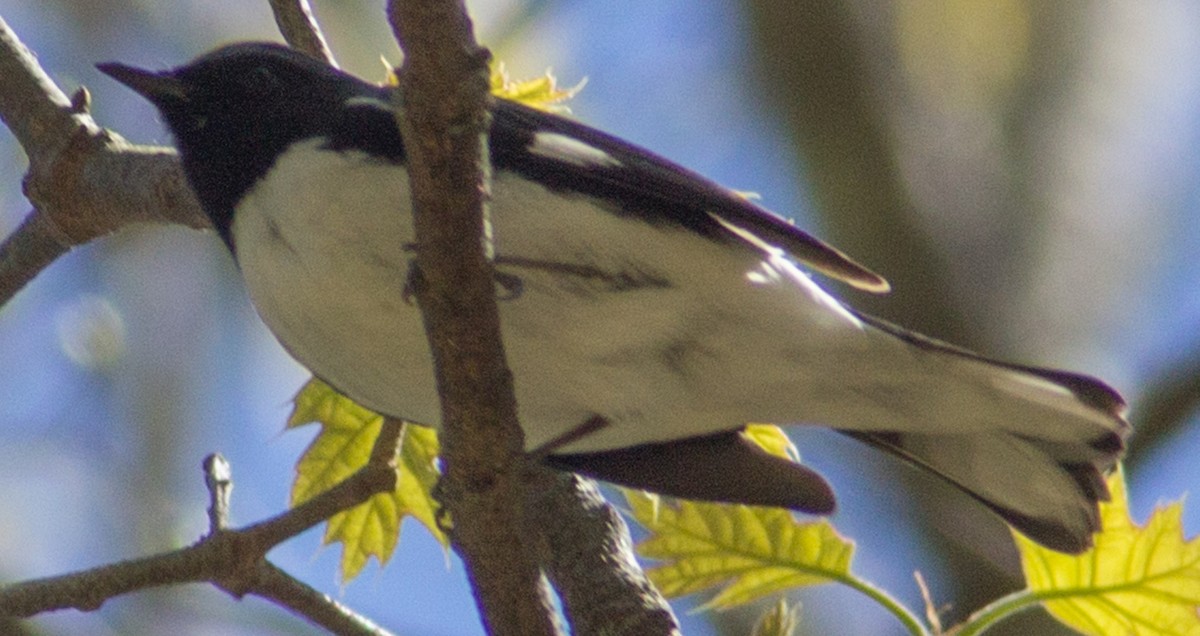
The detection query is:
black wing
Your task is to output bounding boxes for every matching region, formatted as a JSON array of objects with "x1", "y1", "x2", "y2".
[{"x1": 489, "y1": 98, "x2": 889, "y2": 293}]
